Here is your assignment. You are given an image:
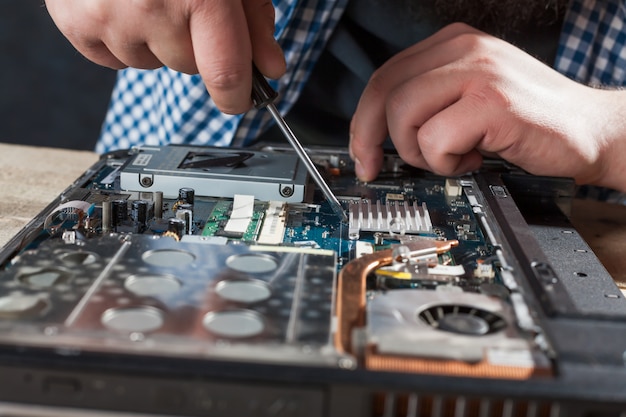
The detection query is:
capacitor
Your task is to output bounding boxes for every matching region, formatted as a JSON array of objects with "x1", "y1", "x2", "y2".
[
  {"x1": 168, "y1": 218, "x2": 186, "y2": 240},
  {"x1": 176, "y1": 208, "x2": 193, "y2": 235},
  {"x1": 111, "y1": 200, "x2": 128, "y2": 226},
  {"x1": 131, "y1": 200, "x2": 149, "y2": 226},
  {"x1": 101, "y1": 200, "x2": 112, "y2": 233},
  {"x1": 178, "y1": 187, "x2": 195, "y2": 206},
  {"x1": 177, "y1": 203, "x2": 193, "y2": 213},
  {"x1": 153, "y1": 191, "x2": 163, "y2": 219}
]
